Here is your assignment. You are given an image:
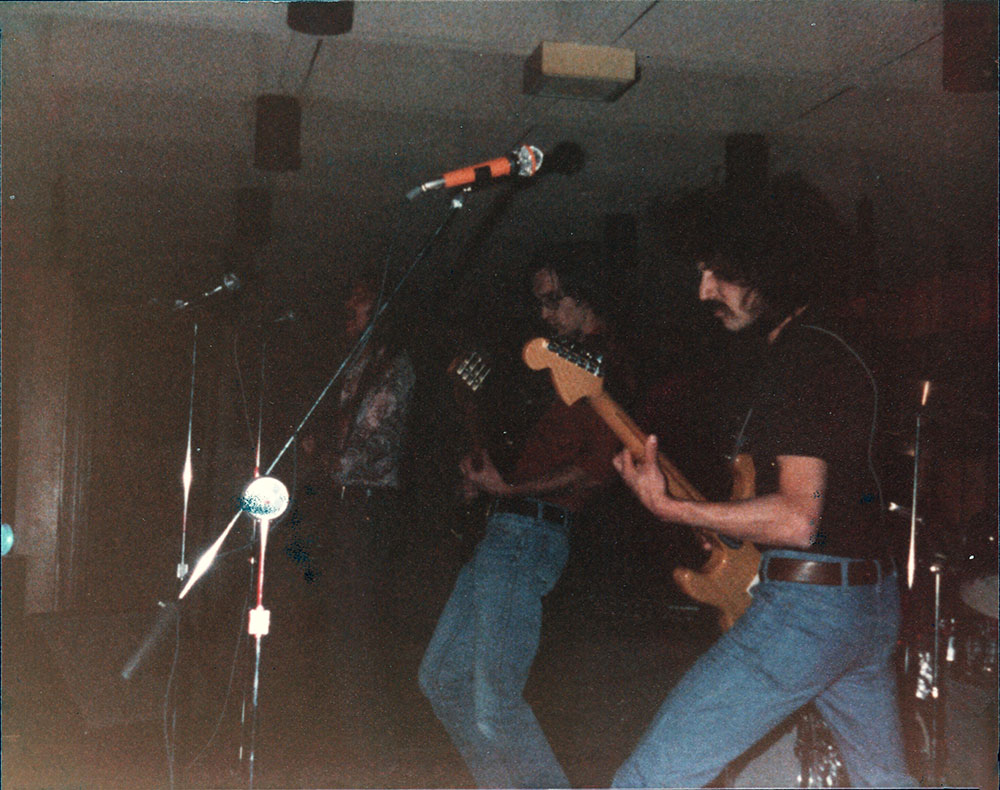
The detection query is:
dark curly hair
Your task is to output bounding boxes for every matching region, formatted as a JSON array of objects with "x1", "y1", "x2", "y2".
[{"x1": 657, "y1": 173, "x2": 849, "y2": 317}]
